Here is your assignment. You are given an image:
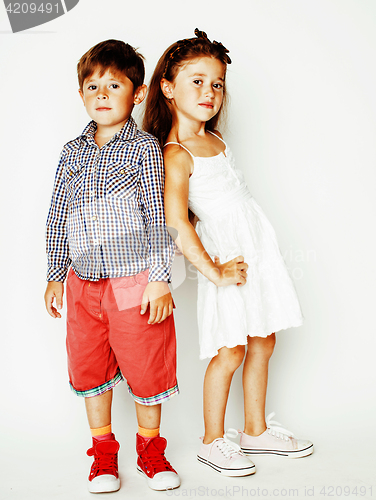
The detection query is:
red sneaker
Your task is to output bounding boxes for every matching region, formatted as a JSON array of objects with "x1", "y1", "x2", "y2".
[
  {"x1": 86, "y1": 434, "x2": 121, "y2": 493},
  {"x1": 136, "y1": 434, "x2": 180, "y2": 491}
]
